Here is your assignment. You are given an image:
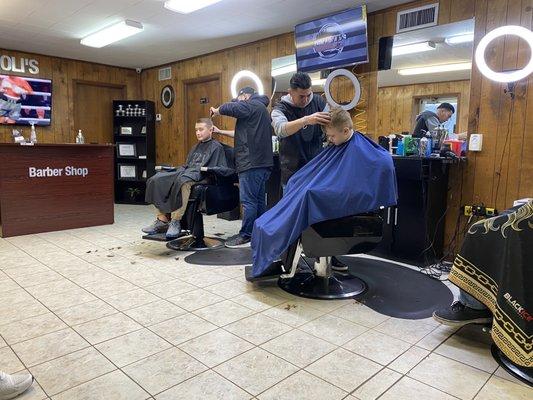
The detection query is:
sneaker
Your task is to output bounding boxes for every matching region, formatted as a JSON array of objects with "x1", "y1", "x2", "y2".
[
  {"x1": 225, "y1": 235, "x2": 251, "y2": 248},
  {"x1": 331, "y1": 257, "x2": 349, "y2": 272},
  {"x1": 0, "y1": 371, "x2": 34, "y2": 400},
  {"x1": 433, "y1": 301, "x2": 493, "y2": 327},
  {"x1": 142, "y1": 219, "x2": 168, "y2": 234},
  {"x1": 166, "y1": 219, "x2": 182, "y2": 239}
]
